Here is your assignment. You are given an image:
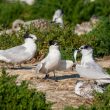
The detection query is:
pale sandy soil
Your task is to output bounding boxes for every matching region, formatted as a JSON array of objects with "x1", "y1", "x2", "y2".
[{"x1": 1, "y1": 57, "x2": 110, "y2": 110}]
